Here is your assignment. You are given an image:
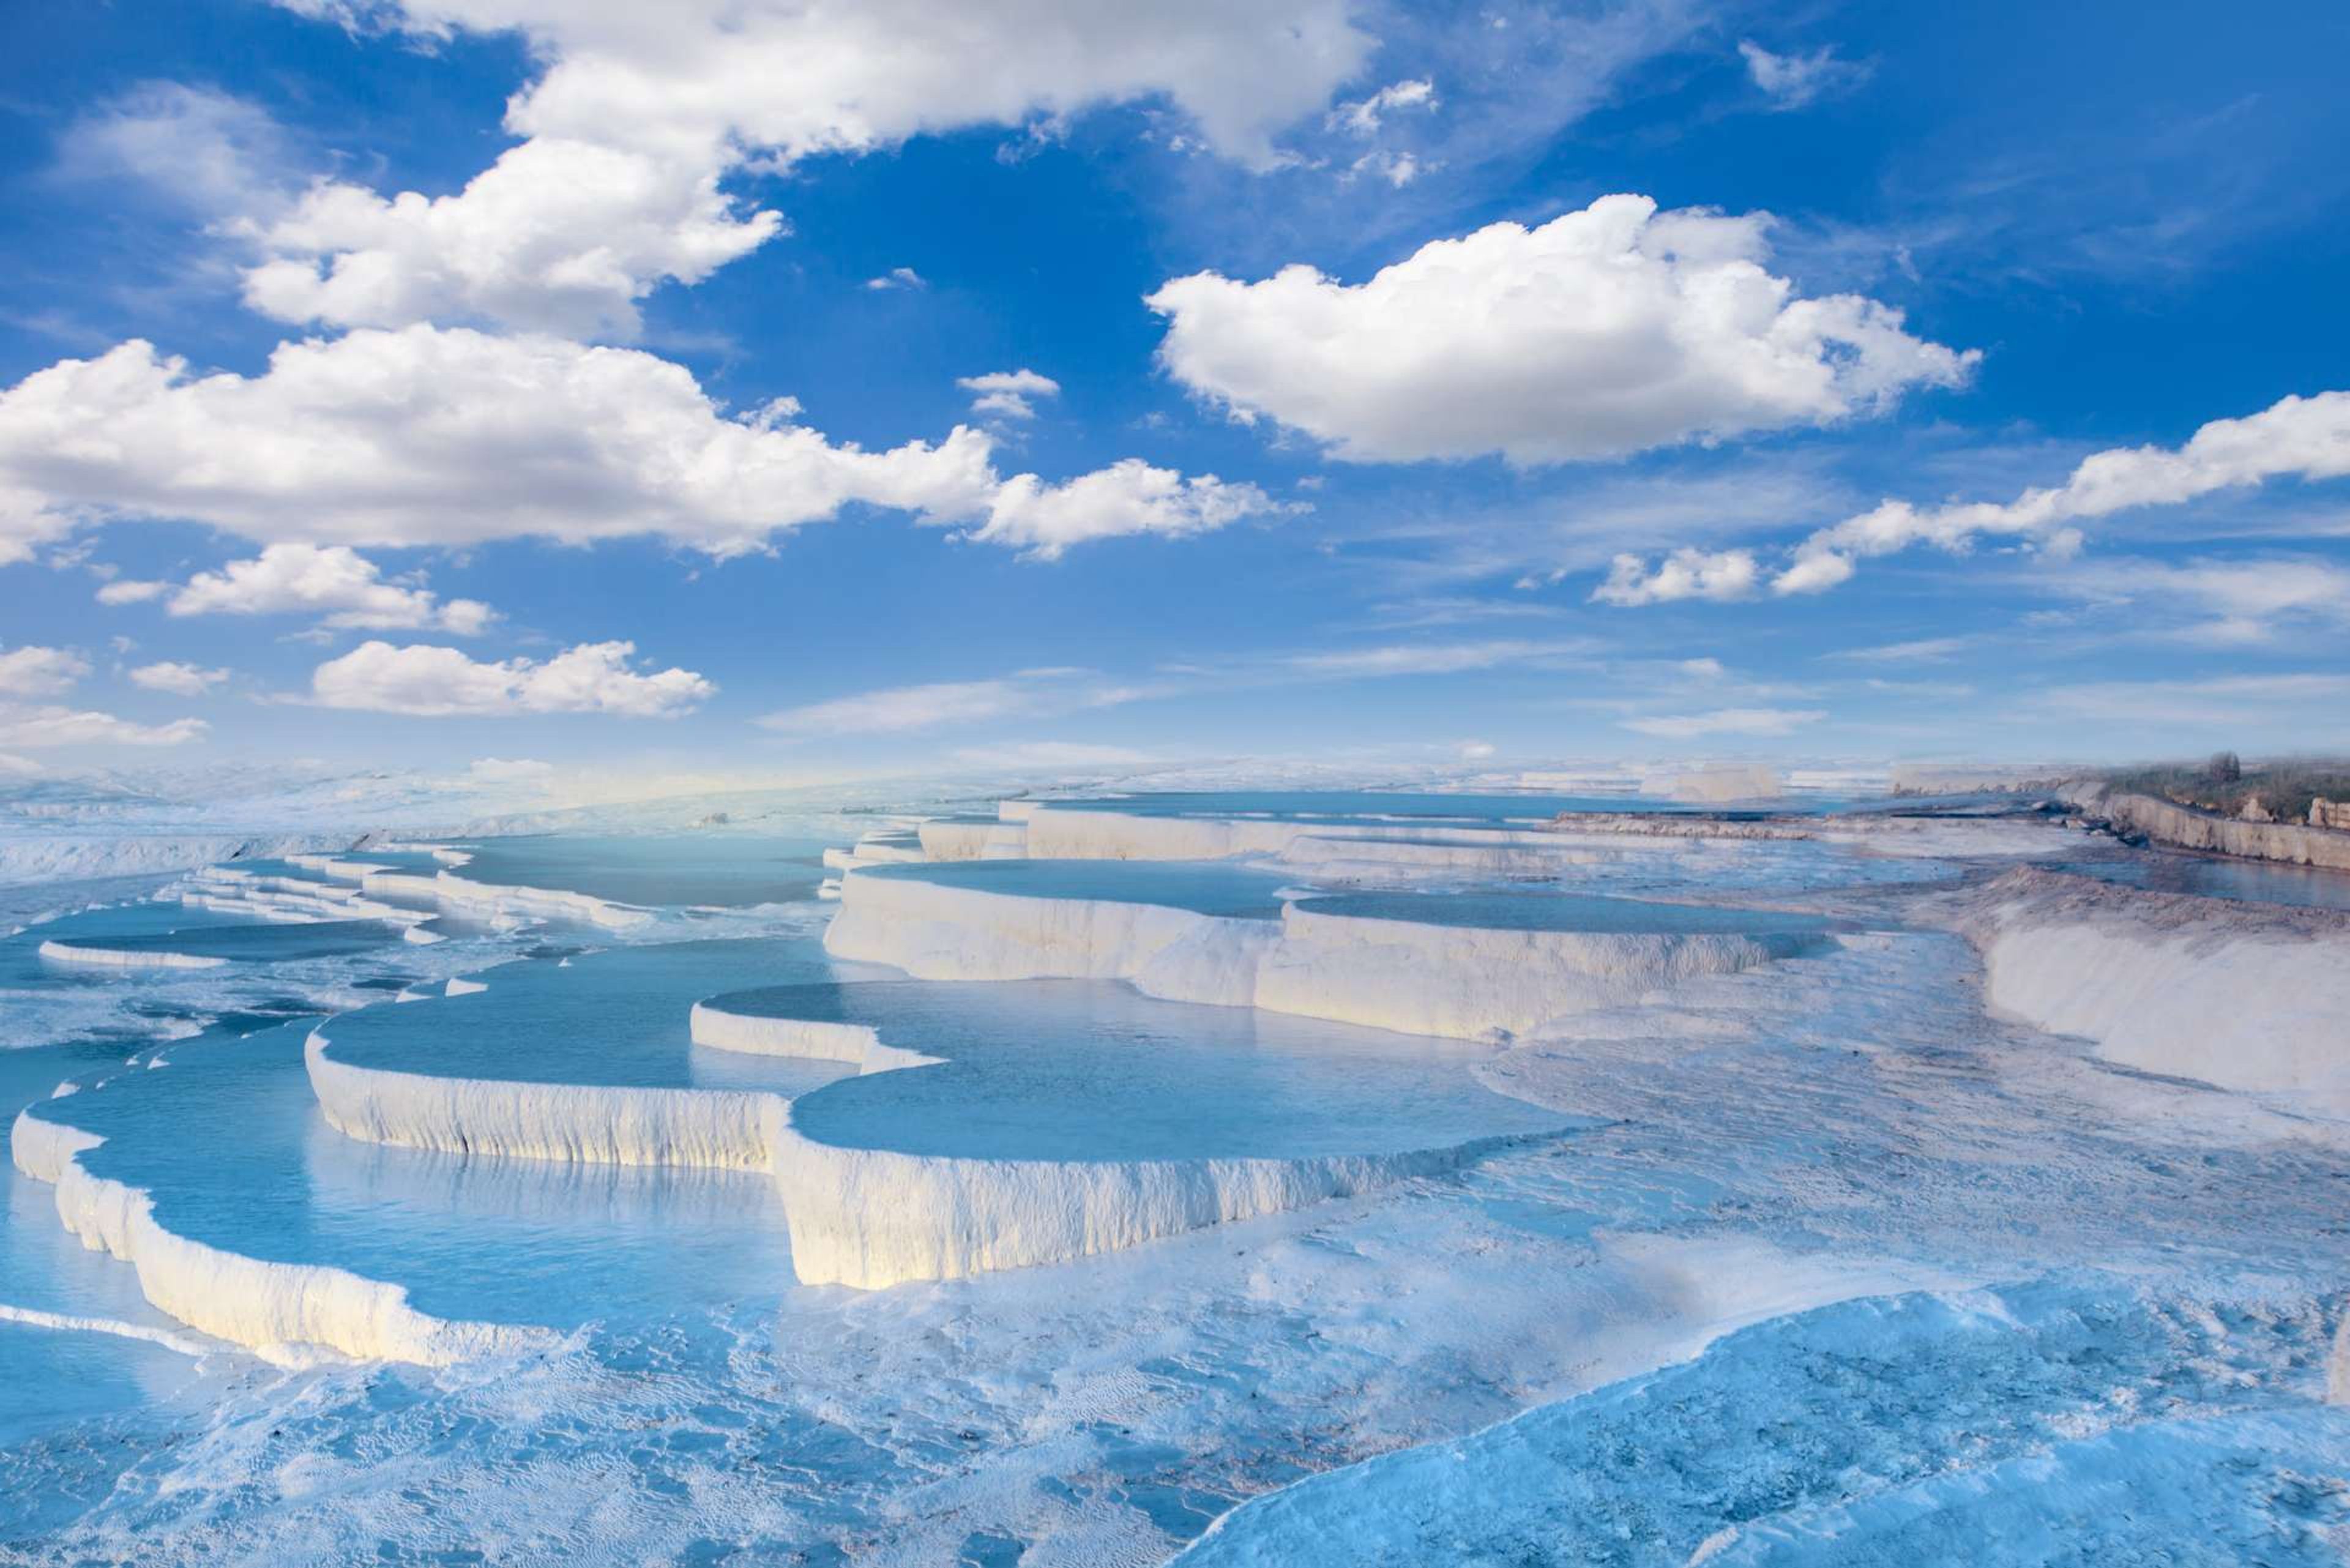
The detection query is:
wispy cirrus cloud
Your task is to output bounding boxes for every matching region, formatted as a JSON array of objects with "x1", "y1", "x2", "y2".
[
  {"x1": 0, "y1": 706, "x2": 205, "y2": 749},
  {"x1": 2035, "y1": 671, "x2": 2350, "y2": 733},
  {"x1": 757, "y1": 670, "x2": 1144, "y2": 738},
  {"x1": 1280, "y1": 638, "x2": 1590, "y2": 678},
  {"x1": 1621, "y1": 706, "x2": 1826, "y2": 738},
  {"x1": 1737, "y1": 40, "x2": 1872, "y2": 111},
  {"x1": 1824, "y1": 636, "x2": 1971, "y2": 663},
  {"x1": 2035, "y1": 553, "x2": 2350, "y2": 644},
  {"x1": 1602, "y1": 390, "x2": 2350, "y2": 603},
  {"x1": 758, "y1": 638, "x2": 1600, "y2": 741}
]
